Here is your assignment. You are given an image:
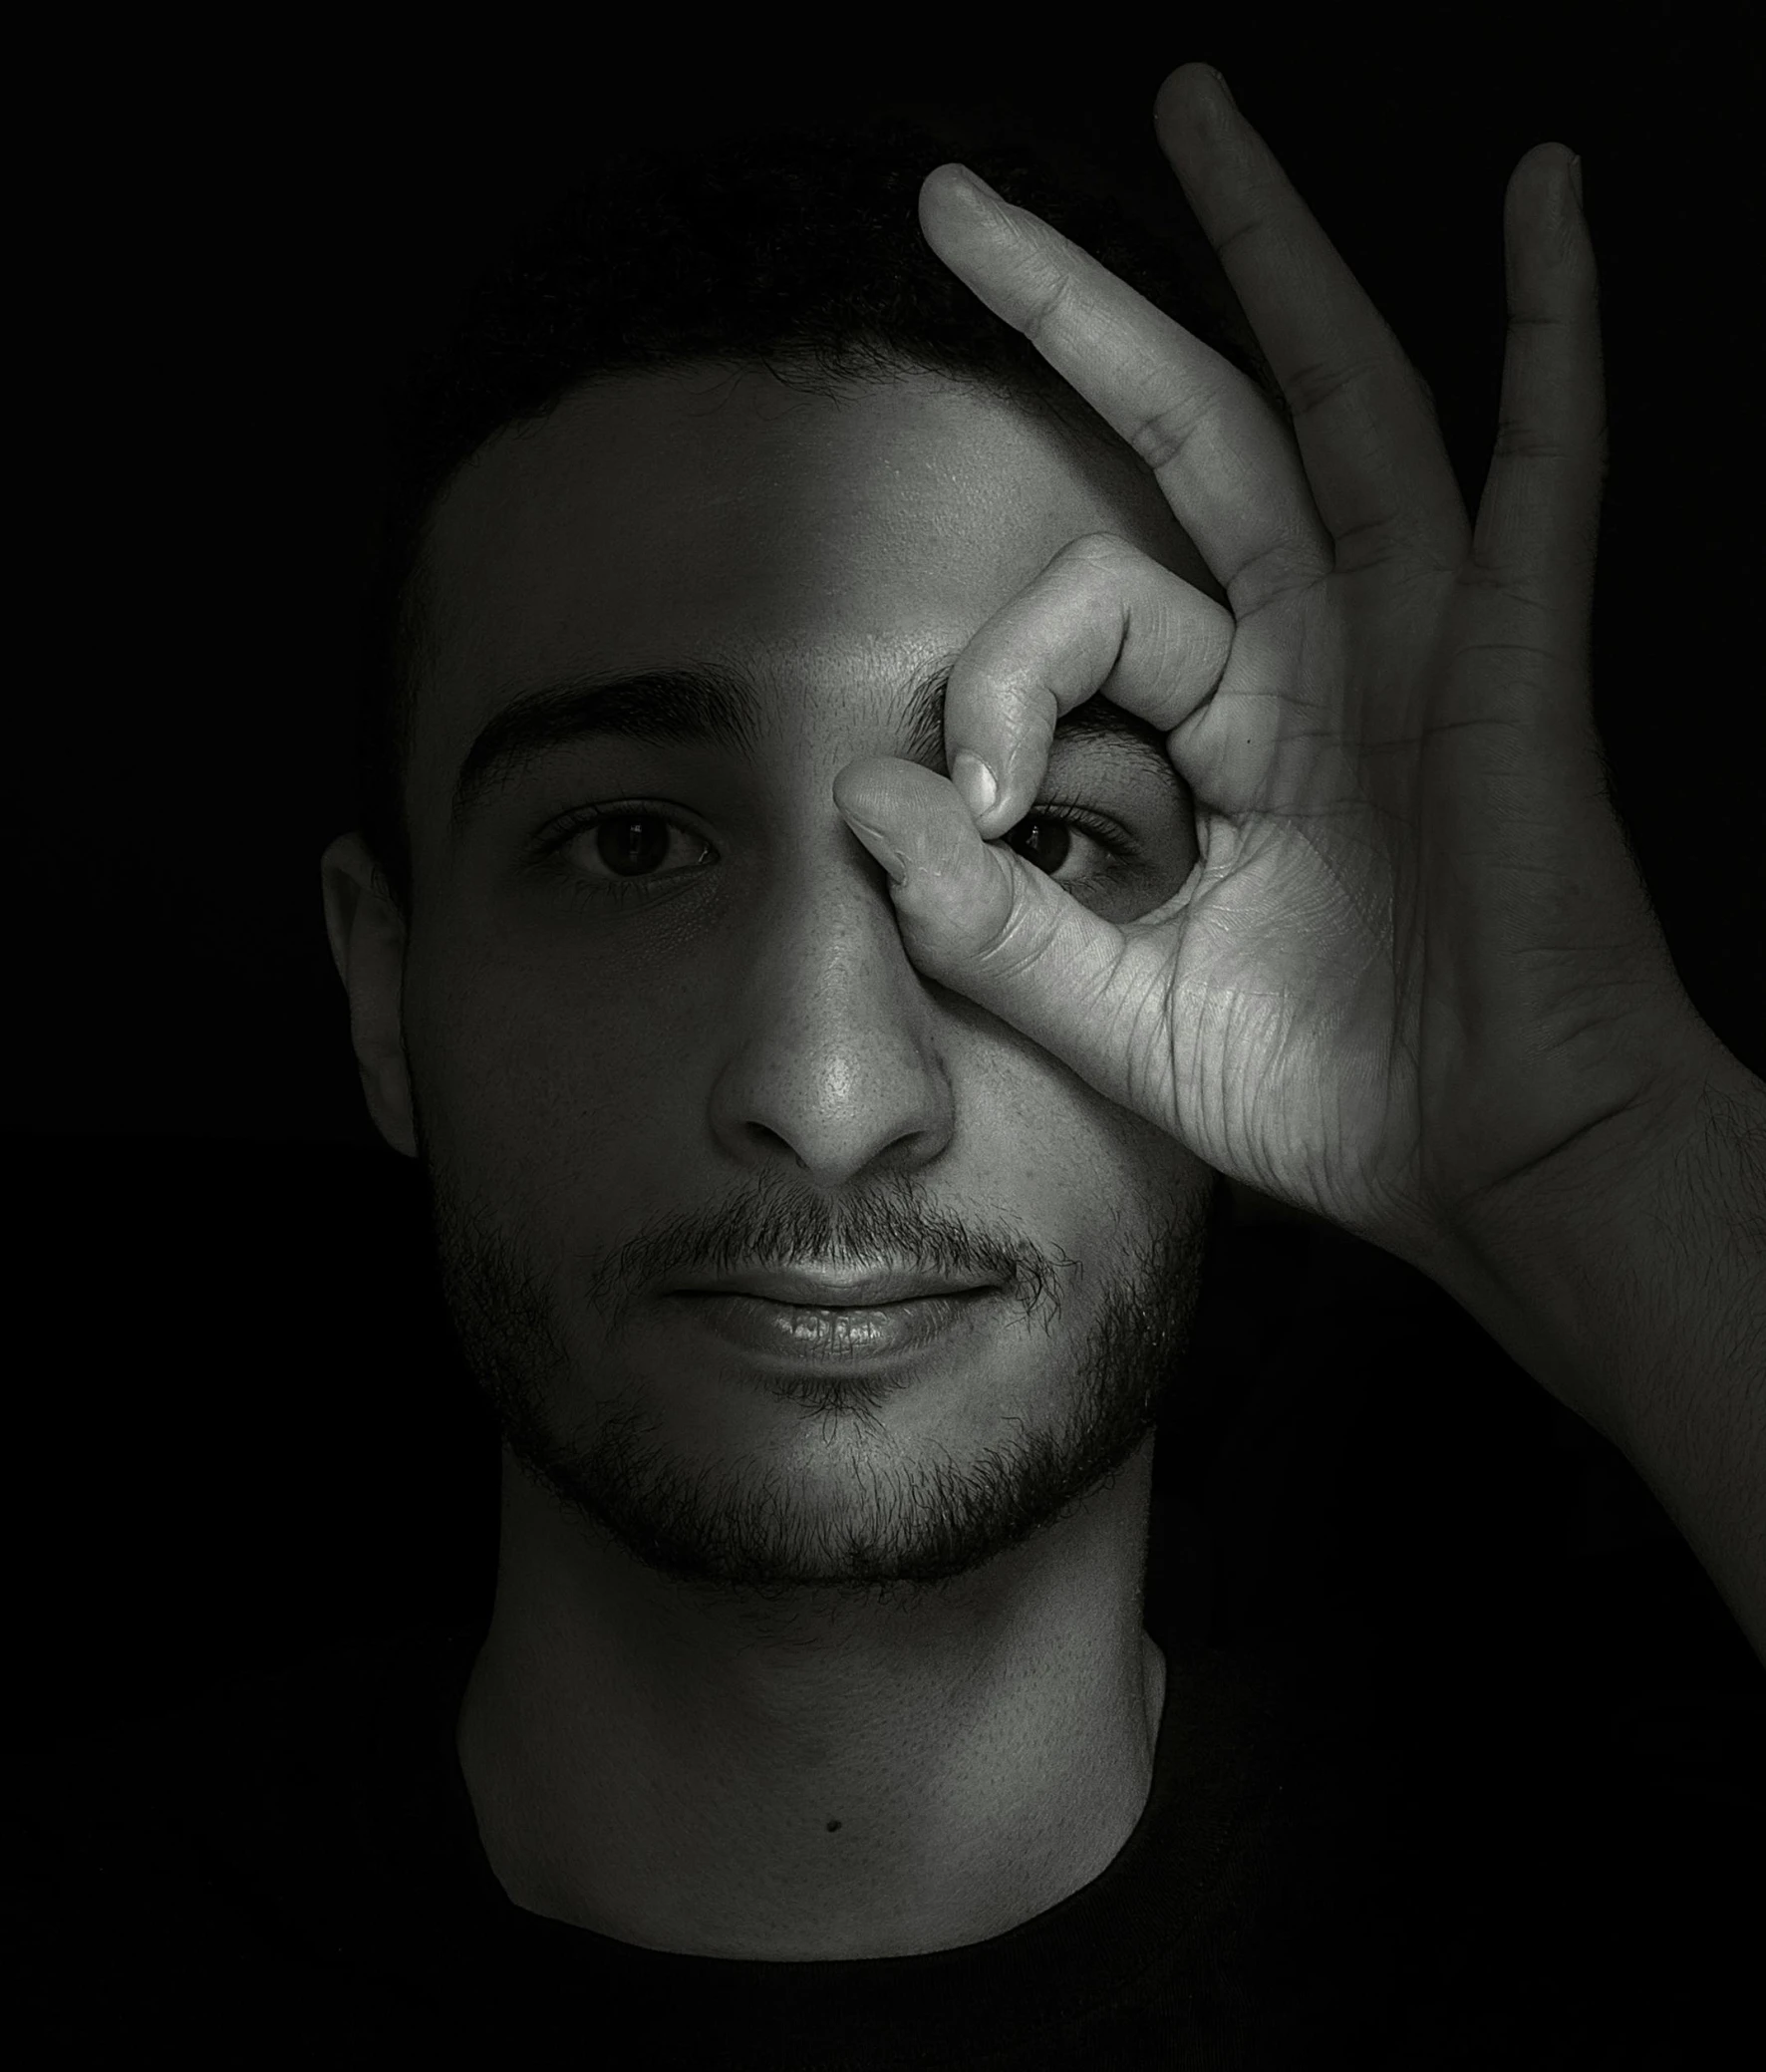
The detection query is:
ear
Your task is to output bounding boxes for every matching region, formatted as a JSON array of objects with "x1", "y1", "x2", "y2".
[{"x1": 320, "y1": 833, "x2": 418, "y2": 1159}]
